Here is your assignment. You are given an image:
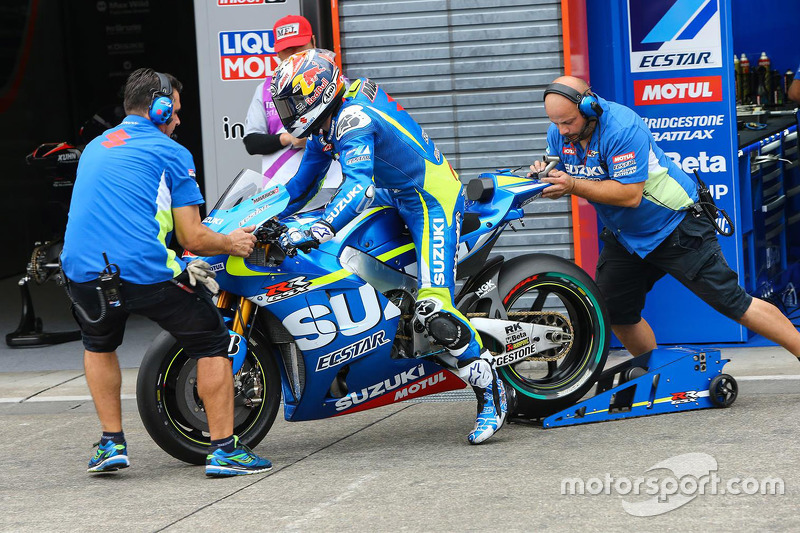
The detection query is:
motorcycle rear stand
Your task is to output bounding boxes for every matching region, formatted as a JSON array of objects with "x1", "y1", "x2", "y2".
[
  {"x1": 5, "y1": 276, "x2": 81, "y2": 347},
  {"x1": 509, "y1": 347, "x2": 738, "y2": 429}
]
